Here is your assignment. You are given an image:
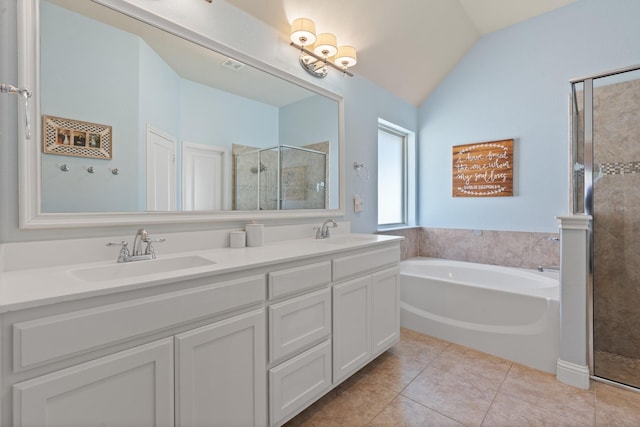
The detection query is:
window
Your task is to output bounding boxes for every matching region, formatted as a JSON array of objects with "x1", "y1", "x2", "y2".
[{"x1": 377, "y1": 119, "x2": 415, "y2": 228}]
